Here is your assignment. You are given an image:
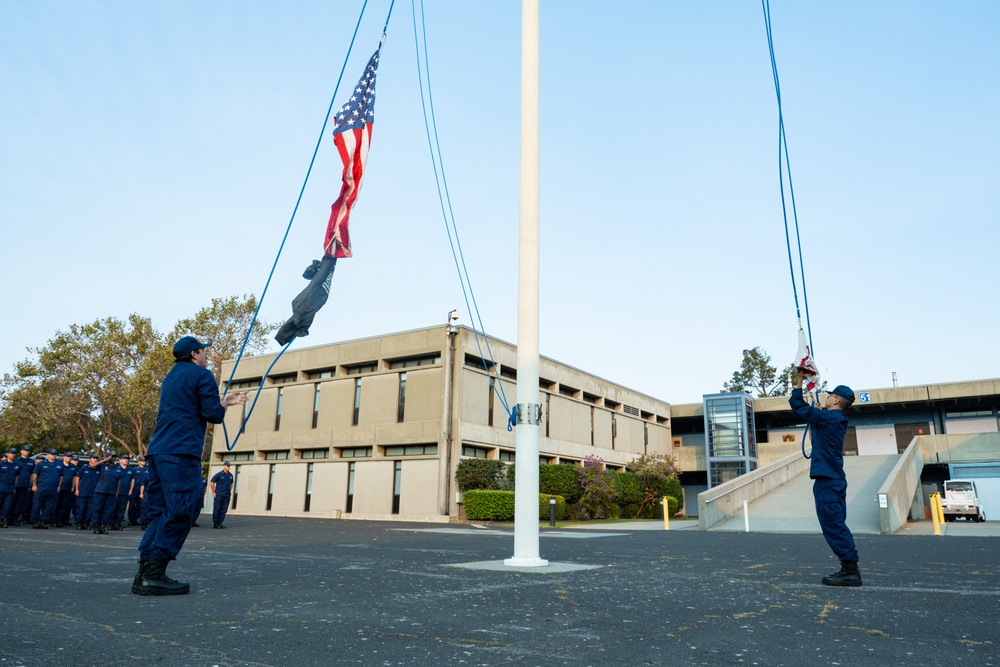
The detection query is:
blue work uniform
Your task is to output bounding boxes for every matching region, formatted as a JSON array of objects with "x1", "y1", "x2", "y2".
[
  {"x1": 789, "y1": 388, "x2": 858, "y2": 562},
  {"x1": 129, "y1": 465, "x2": 148, "y2": 525},
  {"x1": 13, "y1": 455, "x2": 34, "y2": 523},
  {"x1": 138, "y1": 360, "x2": 227, "y2": 562},
  {"x1": 30, "y1": 459, "x2": 61, "y2": 525},
  {"x1": 210, "y1": 469, "x2": 234, "y2": 525},
  {"x1": 0, "y1": 458, "x2": 16, "y2": 524},
  {"x1": 75, "y1": 464, "x2": 100, "y2": 527},
  {"x1": 56, "y1": 461, "x2": 78, "y2": 524},
  {"x1": 193, "y1": 476, "x2": 208, "y2": 526},
  {"x1": 113, "y1": 464, "x2": 135, "y2": 527},
  {"x1": 92, "y1": 463, "x2": 122, "y2": 527}
]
